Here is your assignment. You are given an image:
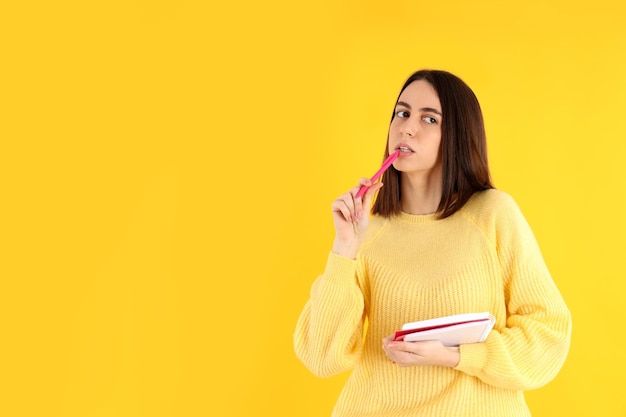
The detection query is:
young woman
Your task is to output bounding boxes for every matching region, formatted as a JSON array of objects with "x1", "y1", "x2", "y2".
[{"x1": 294, "y1": 69, "x2": 571, "y2": 416}]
